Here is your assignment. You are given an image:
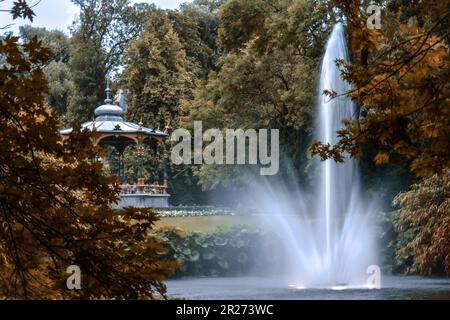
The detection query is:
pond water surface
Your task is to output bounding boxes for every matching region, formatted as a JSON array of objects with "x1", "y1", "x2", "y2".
[{"x1": 166, "y1": 276, "x2": 450, "y2": 300}]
